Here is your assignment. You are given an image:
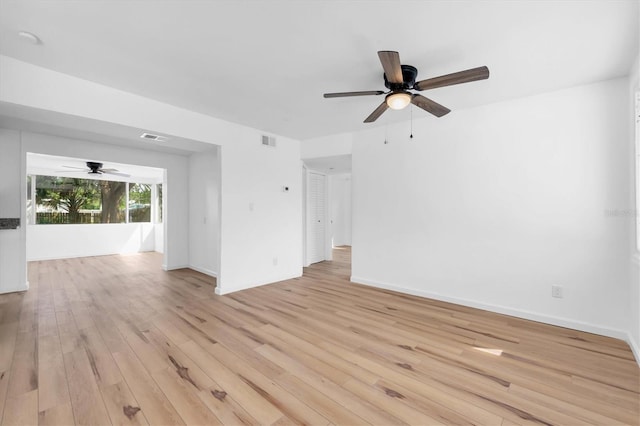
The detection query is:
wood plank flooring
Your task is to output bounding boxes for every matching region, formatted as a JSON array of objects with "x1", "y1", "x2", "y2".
[{"x1": 0, "y1": 247, "x2": 638, "y2": 425}]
